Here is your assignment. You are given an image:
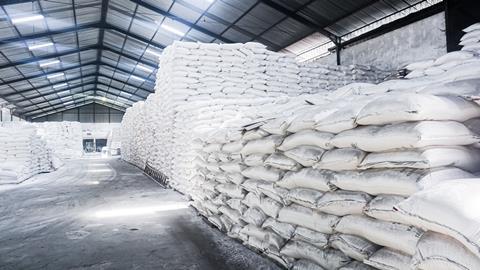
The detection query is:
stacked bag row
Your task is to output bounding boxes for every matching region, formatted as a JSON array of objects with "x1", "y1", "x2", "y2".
[
  {"x1": 0, "y1": 123, "x2": 60, "y2": 184},
  {"x1": 120, "y1": 101, "x2": 148, "y2": 169},
  {"x1": 34, "y1": 121, "x2": 83, "y2": 159}
]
